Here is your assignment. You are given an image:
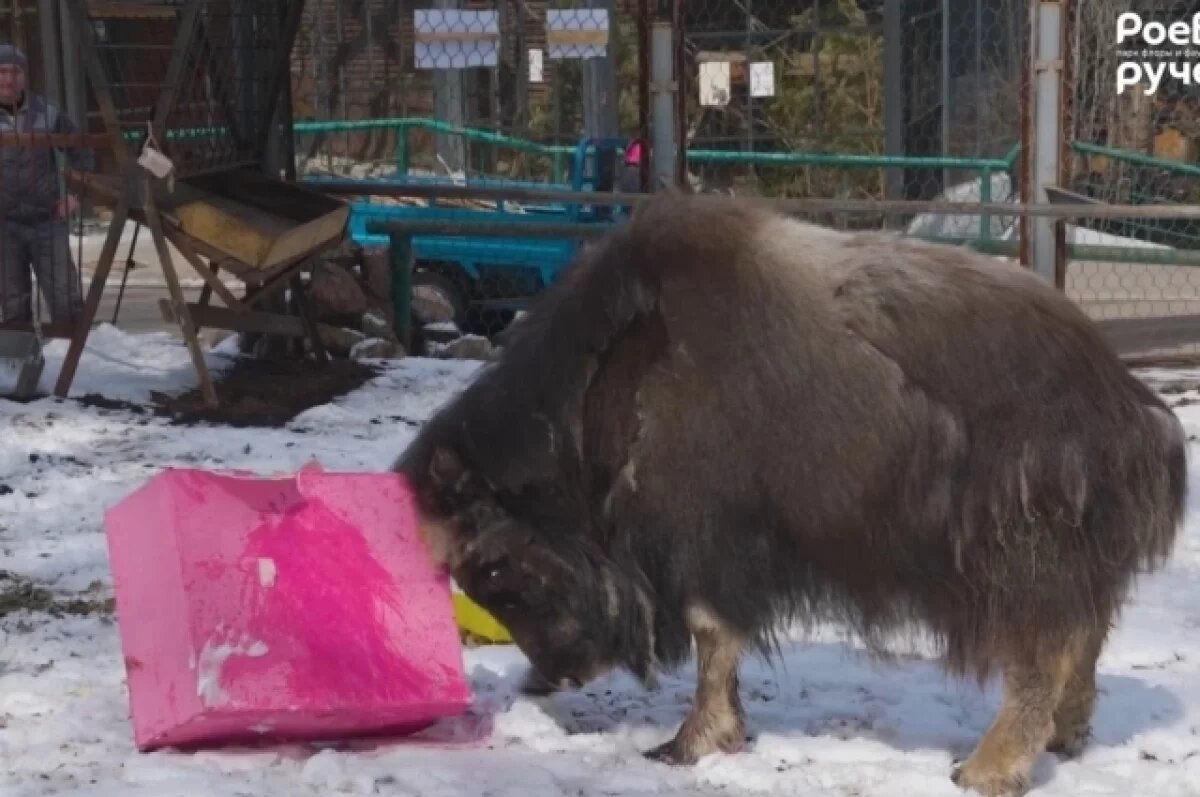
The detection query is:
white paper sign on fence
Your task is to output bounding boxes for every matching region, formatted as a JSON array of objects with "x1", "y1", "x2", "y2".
[
  {"x1": 413, "y1": 9, "x2": 499, "y2": 69},
  {"x1": 545, "y1": 9, "x2": 609, "y2": 59},
  {"x1": 699, "y1": 60, "x2": 731, "y2": 106},
  {"x1": 750, "y1": 61, "x2": 776, "y2": 97},
  {"x1": 529, "y1": 48, "x2": 545, "y2": 83}
]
